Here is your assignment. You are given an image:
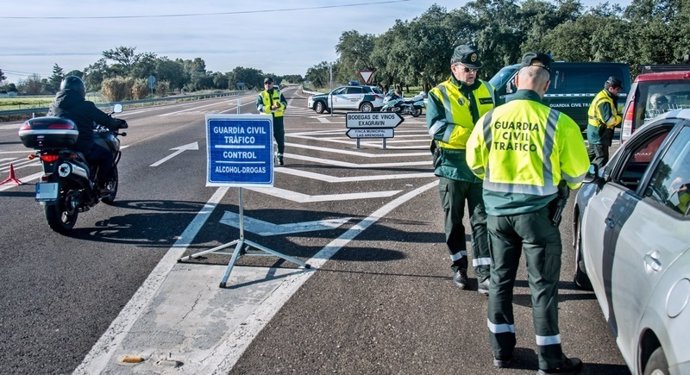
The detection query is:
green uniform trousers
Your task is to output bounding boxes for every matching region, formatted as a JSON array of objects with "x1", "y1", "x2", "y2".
[
  {"x1": 486, "y1": 206, "x2": 564, "y2": 370},
  {"x1": 273, "y1": 115, "x2": 285, "y2": 156},
  {"x1": 438, "y1": 177, "x2": 490, "y2": 280}
]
